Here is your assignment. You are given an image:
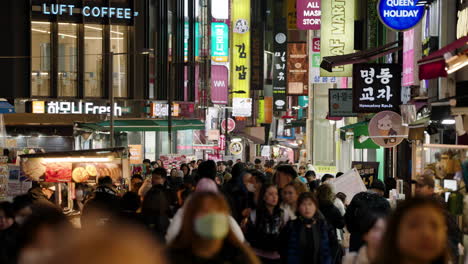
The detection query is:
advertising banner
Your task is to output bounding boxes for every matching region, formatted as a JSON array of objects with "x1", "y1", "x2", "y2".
[
  {"x1": 351, "y1": 161, "x2": 380, "y2": 187},
  {"x1": 287, "y1": 43, "x2": 309, "y2": 95},
  {"x1": 273, "y1": 18, "x2": 288, "y2": 111},
  {"x1": 320, "y1": 0, "x2": 355, "y2": 77},
  {"x1": 211, "y1": 23, "x2": 229, "y2": 62},
  {"x1": 310, "y1": 37, "x2": 339, "y2": 83},
  {"x1": 328, "y1": 89, "x2": 356, "y2": 117},
  {"x1": 129, "y1": 145, "x2": 143, "y2": 165},
  {"x1": 402, "y1": 29, "x2": 415, "y2": 86},
  {"x1": 296, "y1": 0, "x2": 321, "y2": 30},
  {"x1": 352, "y1": 63, "x2": 402, "y2": 113},
  {"x1": 368, "y1": 111, "x2": 408, "y2": 148},
  {"x1": 211, "y1": 65, "x2": 229, "y2": 104},
  {"x1": 231, "y1": 0, "x2": 251, "y2": 98}
]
